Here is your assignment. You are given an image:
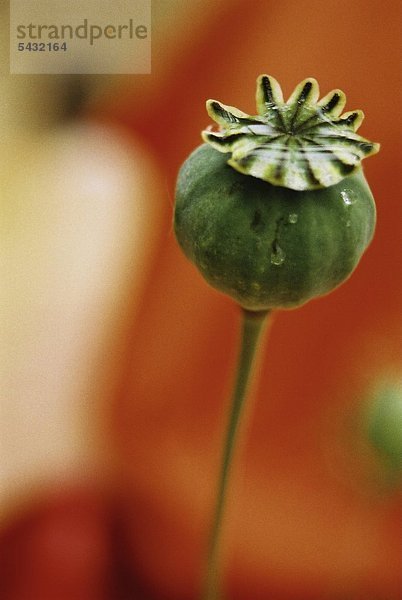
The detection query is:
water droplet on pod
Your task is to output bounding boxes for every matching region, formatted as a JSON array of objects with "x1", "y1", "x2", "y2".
[
  {"x1": 271, "y1": 245, "x2": 286, "y2": 266},
  {"x1": 341, "y1": 189, "x2": 357, "y2": 206}
]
